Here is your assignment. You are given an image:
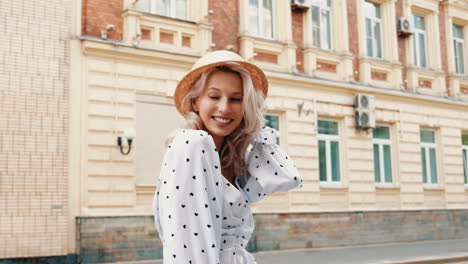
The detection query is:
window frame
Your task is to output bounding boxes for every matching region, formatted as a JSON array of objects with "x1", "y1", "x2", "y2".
[
  {"x1": 462, "y1": 134, "x2": 468, "y2": 187},
  {"x1": 420, "y1": 129, "x2": 438, "y2": 186},
  {"x1": 264, "y1": 113, "x2": 281, "y2": 145},
  {"x1": 249, "y1": 0, "x2": 275, "y2": 40},
  {"x1": 317, "y1": 119, "x2": 341, "y2": 185},
  {"x1": 413, "y1": 14, "x2": 428, "y2": 68},
  {"x1": 364, "y1": 0, "x2": 383, "y2": 59},
  {"x1": 138, "y1": 0, "x2": 188, "y2": 20},
  {"x1": 373, "y1": 125, "x2": 393, "y2": 186},
  {"x1": 311, "y1": 0, "x2": 332, "y2": 50},
  {"x1": 453, "y1": 24, "x2": 465, "y2": 75}
]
